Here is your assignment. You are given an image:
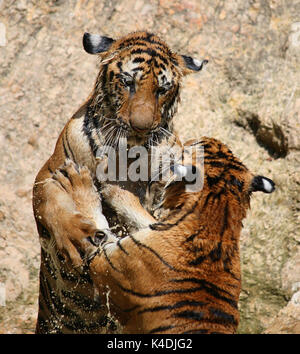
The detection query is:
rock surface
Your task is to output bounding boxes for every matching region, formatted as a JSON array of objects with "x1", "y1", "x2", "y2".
[{"x1": 0, "y1": 0, "x2": 299, "y2": 333}]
